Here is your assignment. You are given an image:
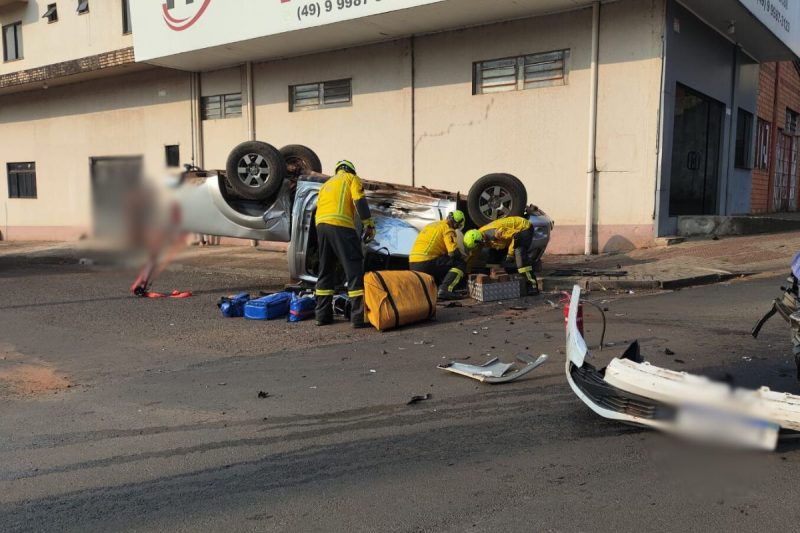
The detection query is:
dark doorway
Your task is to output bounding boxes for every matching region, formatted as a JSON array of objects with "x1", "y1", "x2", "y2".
[{"x1": 668, "y1": 84, "x2": 724, "y2": 216}]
